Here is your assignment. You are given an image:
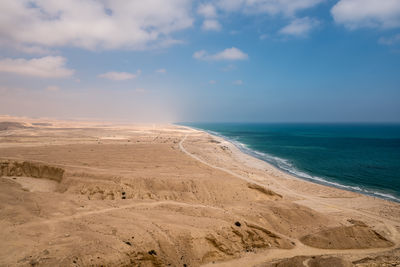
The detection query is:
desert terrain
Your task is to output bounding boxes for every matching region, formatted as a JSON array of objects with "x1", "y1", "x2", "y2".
[{"x1": 0, "y1": 115, "x2": 399, "y2": 267}]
